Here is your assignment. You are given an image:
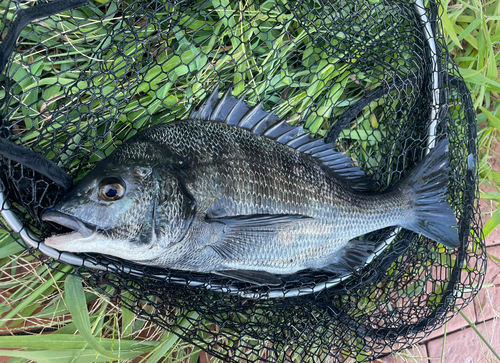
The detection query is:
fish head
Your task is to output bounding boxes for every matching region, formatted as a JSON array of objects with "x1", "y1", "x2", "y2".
[{"x1": 41, "y1": 146, "x2": 190, "y2": 264}]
